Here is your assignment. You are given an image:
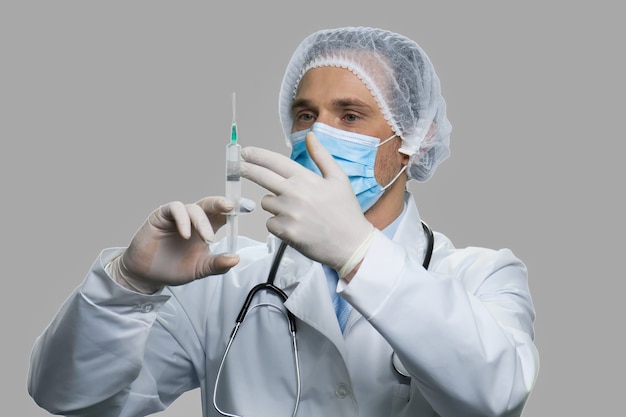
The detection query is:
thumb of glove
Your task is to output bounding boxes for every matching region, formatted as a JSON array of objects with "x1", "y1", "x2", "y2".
[{"x1": 302, "y1": 131, "x2": 376, "y2": 276}]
